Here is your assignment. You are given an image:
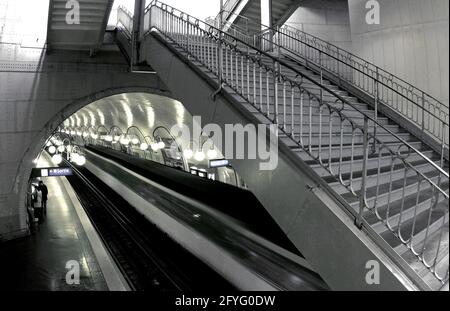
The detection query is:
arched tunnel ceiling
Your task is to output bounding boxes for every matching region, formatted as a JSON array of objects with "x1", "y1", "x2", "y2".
[
  {"x1": 61, "y1": 92, "x2": 222, "y2": 167},
  {"x1": 64, "y1": 92, "x2": 191, "y2": 134}
]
